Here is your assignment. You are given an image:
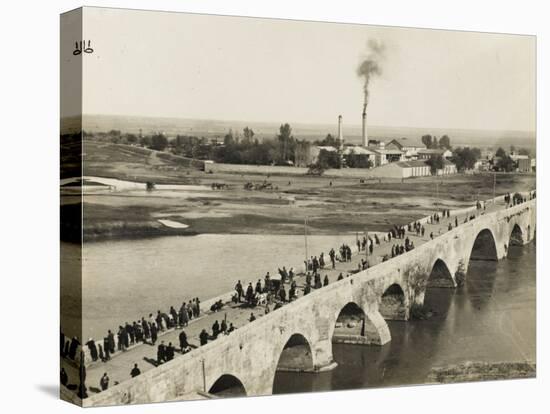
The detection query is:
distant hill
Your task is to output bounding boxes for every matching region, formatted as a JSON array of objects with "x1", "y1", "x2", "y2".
[{"x1": 61, "y1": 114, "x2": 536, "y2": 153}]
